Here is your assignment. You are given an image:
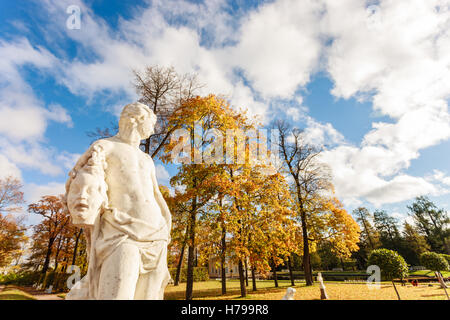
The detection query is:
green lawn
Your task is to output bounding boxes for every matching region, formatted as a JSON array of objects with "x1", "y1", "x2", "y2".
[
  {"x1": 410, "y1": 270, "x2": 450, "y2": 277},
  {"x1": 0, "y1": 288, "x2": 36, "y2": 300},
  {"x1": 164, "y1": 279, "x2": 449, "y2": 300}
]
